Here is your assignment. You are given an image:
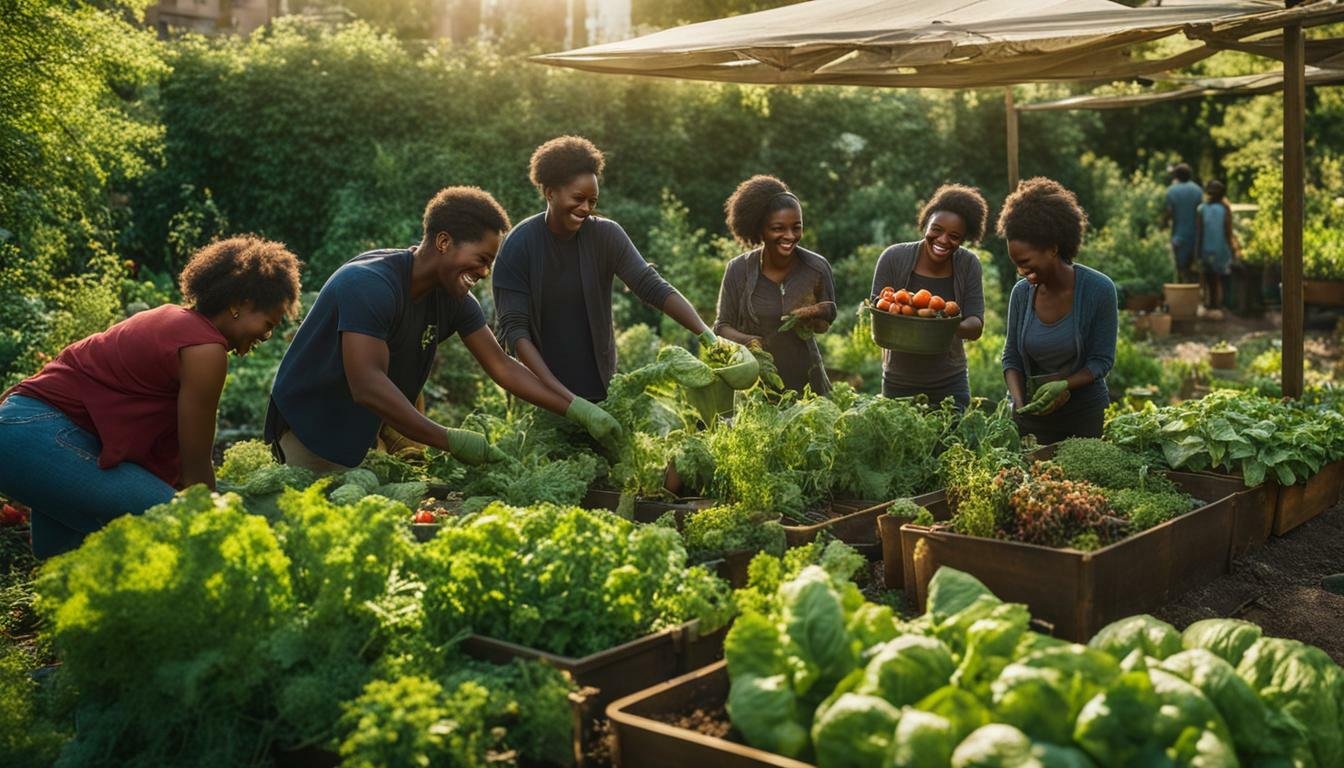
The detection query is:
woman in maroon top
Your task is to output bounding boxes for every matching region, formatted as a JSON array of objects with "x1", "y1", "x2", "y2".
[{"x1": 0, "y1": 236, "x2": 301, "y2": 556}]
